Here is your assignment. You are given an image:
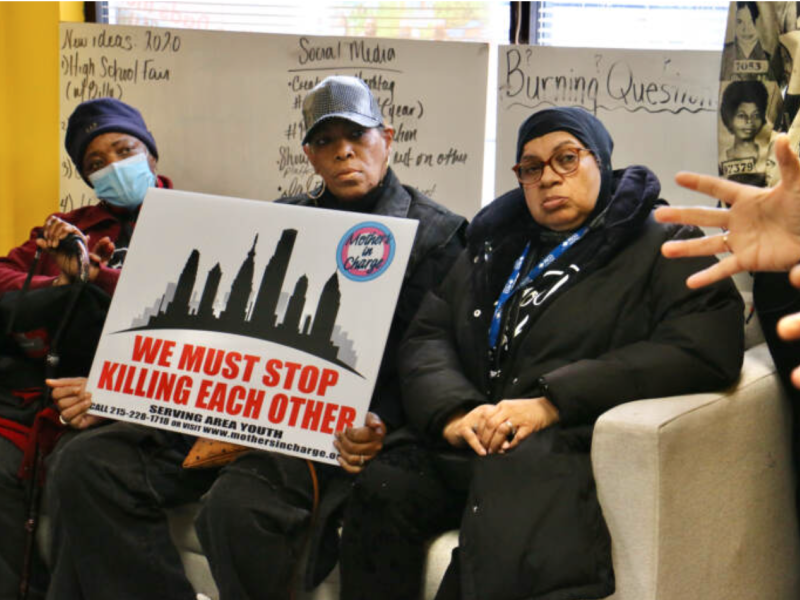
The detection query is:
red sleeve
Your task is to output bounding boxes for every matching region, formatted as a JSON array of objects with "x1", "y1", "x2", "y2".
[
  {"x1": 93, "y1": 265, "x2": 121, "y2": 295},
  {"x1": 0, "y1": 226, "x2": 59, "y2": 293},
  {"x1": 1, "y1": 201, "x2": 144, "y2": 297}
]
